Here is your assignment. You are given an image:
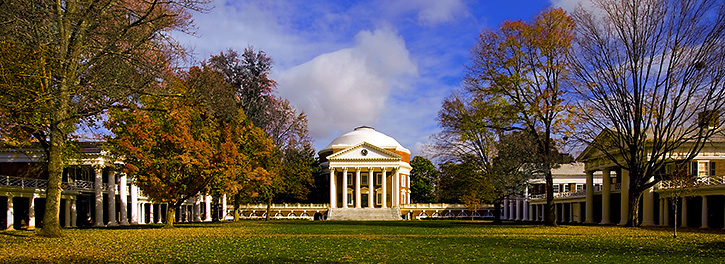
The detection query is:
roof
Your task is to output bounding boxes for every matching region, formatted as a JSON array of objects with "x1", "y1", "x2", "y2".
[{"x1": 319, "y1": 126, "x2": 410, "y2": 155}]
